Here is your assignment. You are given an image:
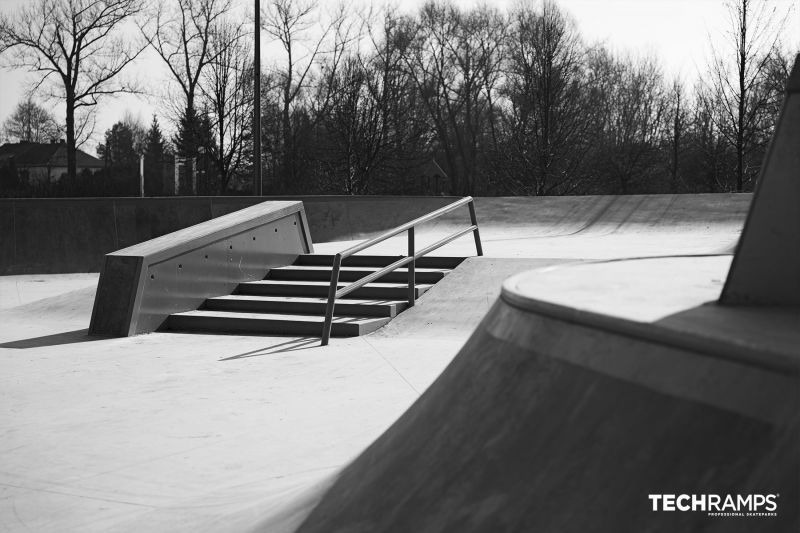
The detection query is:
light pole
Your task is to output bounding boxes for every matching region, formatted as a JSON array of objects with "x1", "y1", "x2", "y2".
[{"x1": 254, "y1": 0, "x2": 262, "y2": 196}]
